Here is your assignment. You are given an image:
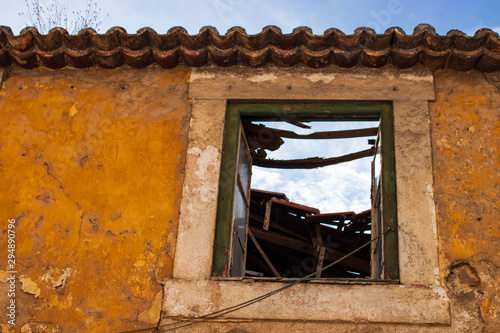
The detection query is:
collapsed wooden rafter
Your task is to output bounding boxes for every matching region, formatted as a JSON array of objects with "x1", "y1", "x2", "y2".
[
  {"x1": 244, "y1": 123, "x2": 378, "y2": 140},
  {"x1": 246, "y1": 189, "x2": 372, "y2": 278},
  {"x1": 253, "y1": 147, "x2": 375, "y2": 169}
]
